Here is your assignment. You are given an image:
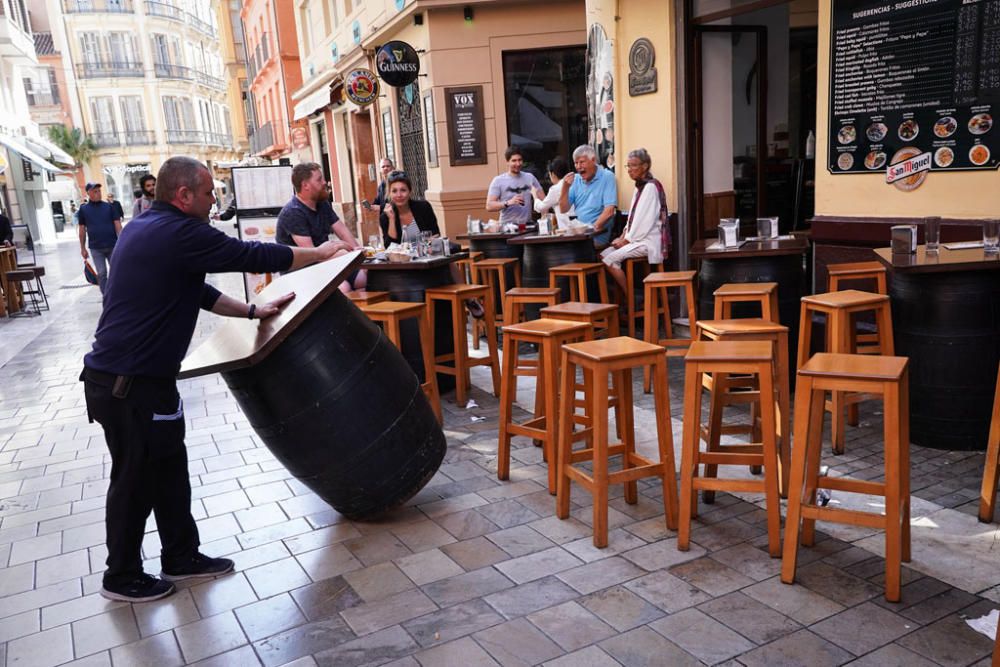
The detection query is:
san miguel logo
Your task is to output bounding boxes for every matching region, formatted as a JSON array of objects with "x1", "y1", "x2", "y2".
[
  {"x1": 345, "y1": 68, "x2": 379, "y2": 106},
  {"x1": 375, "y1": 40, "x2": 420, "y2": 87},
  {"x1": 886, "y1": 148, "x2": 931, "y2": 191}
]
